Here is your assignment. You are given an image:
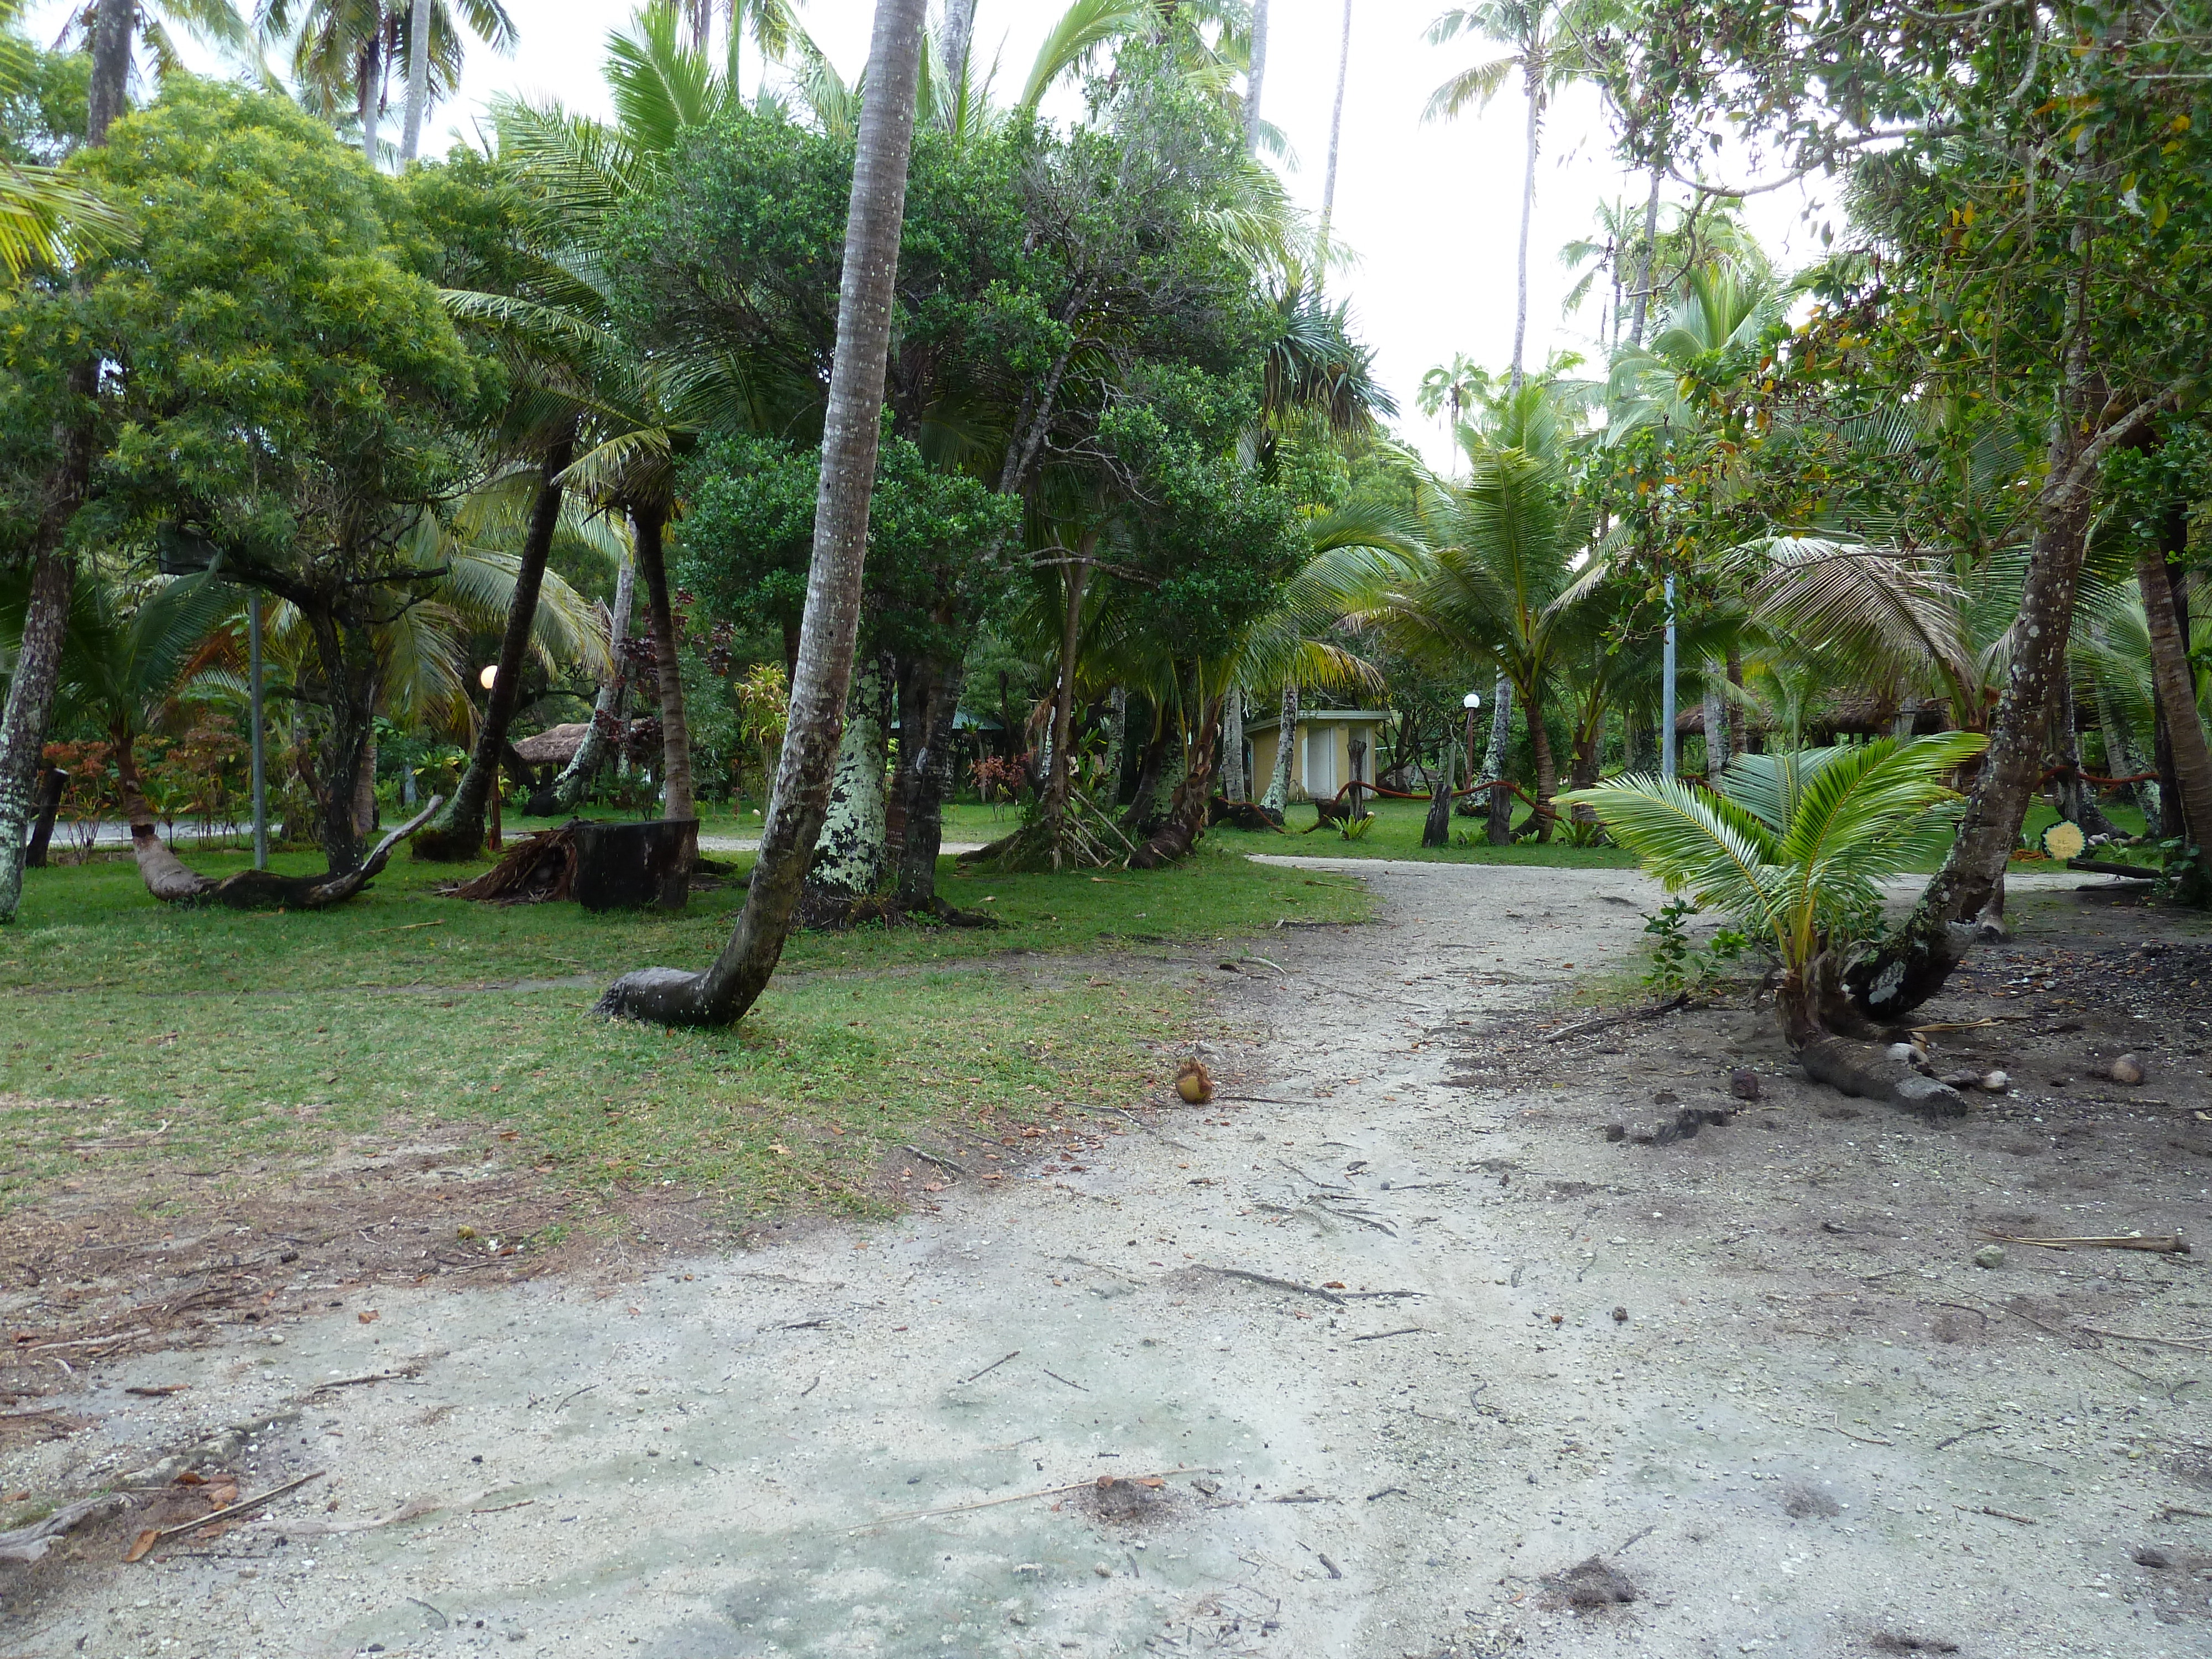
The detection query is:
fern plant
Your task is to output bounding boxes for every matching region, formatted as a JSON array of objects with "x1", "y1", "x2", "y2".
[{"x1": 1559, "y1": 733, "x2": 1987, "y2": 1046}]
